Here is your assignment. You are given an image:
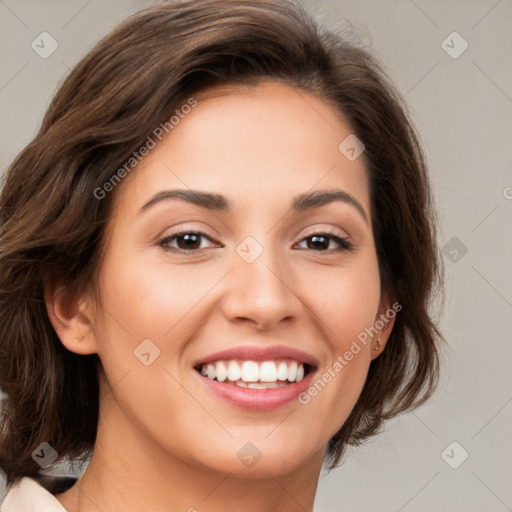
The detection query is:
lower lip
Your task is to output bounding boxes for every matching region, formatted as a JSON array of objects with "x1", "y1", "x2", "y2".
[{"x1": 195, "y1": 369, "x2": 315, "y2": 410}]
